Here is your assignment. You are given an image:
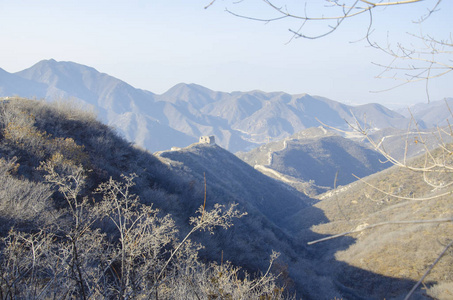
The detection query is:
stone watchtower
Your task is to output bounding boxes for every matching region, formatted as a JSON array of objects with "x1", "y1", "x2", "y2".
[{"x1": 199, "y1": 136, "x2": 215, "y2": 145}]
